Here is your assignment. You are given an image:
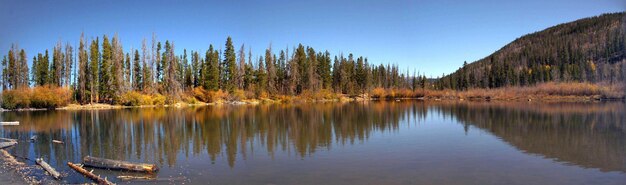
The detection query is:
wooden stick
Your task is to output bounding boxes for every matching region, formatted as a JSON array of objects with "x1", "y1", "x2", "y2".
[
  {"x1": 117, "y1": 175, "x2": 157, "y2": 181},
  {"x1": 67, "y1": 162, "x2": 115, "y2": 185},
  {"x1": 36, "y1": 158, "x2": 61, "y2": 179},
  {"x1": 83, "y1": 156, "x2": 158, "y2": 173},
  {"x1": 0, "y1": 141, "x2": 17, "y2": 149},
  {"x1": 0, "y1": 121, "x2": 19, "y2": 126},
  {"x1": 52, "y1": 140, "x2": 64, "y2": 144}
]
